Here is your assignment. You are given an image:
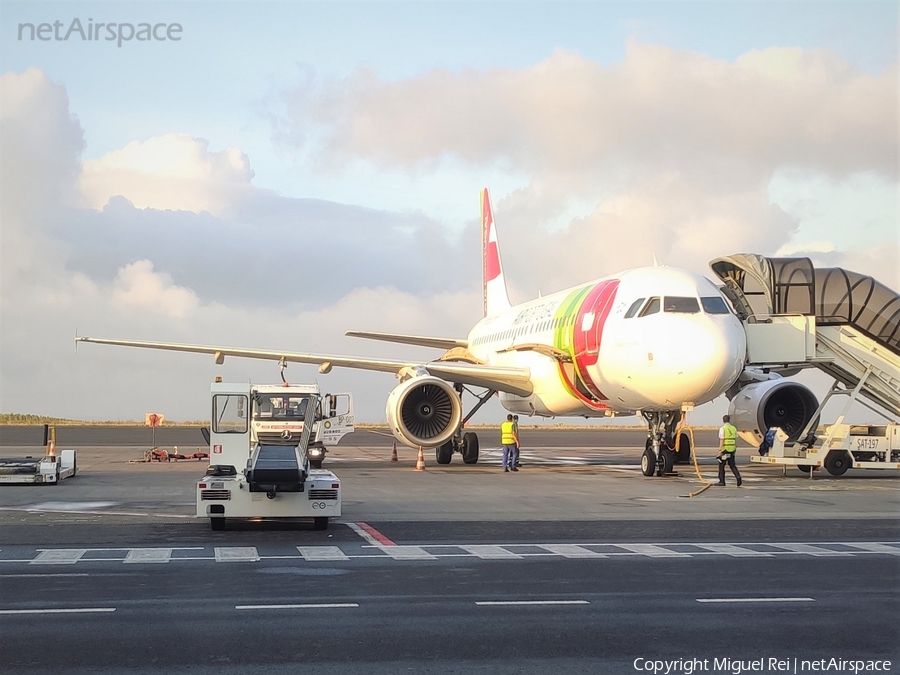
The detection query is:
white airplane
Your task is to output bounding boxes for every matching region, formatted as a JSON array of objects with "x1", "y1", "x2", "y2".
[{"x1": 77, "y1": 189, "x2": 817, "y2": 476}]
